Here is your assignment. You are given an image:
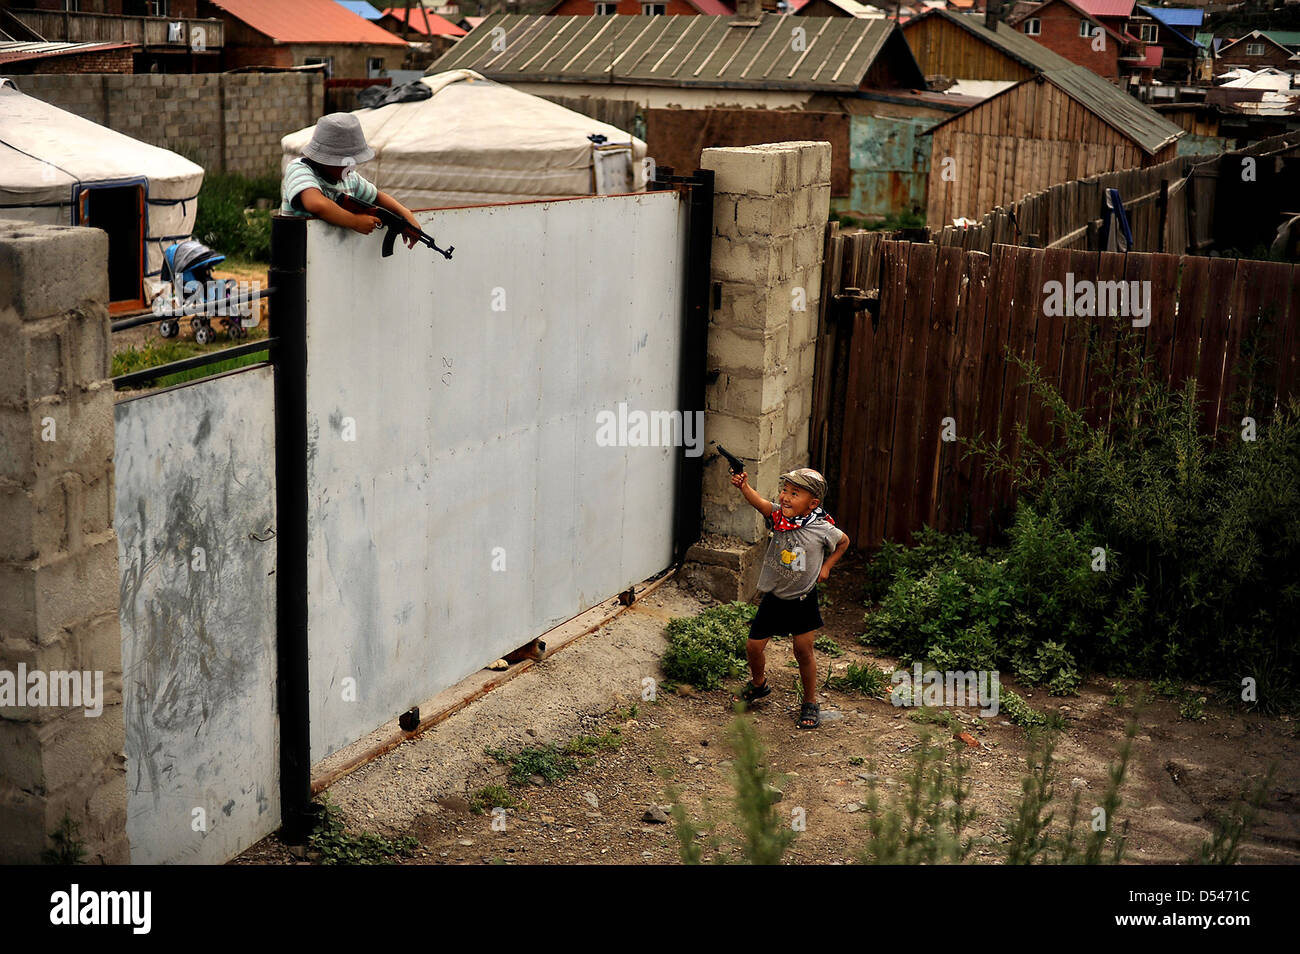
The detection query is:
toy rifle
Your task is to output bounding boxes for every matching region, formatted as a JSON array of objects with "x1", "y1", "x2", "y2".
[{"x1": 335, "y1": 193, "x2": 453, "y2": 260}]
